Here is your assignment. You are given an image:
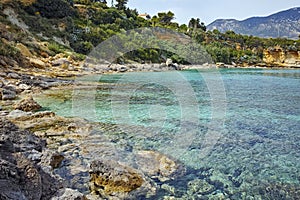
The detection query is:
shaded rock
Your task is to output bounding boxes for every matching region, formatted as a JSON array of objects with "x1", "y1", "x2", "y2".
[
  {"x1": 1, "y1": 86, "x2": 17, "y2": 100},
  {"x1": 0, "y1": 80, "x2": 4, "y2": 88},
  {"x1": 13, "y1": 96, "x2": 42, "y2": 112},
  {"x1": 89, "y1": 159, "x2": 144, "y2": 197},
  {"x1": 52, "y1": 58, "x2": 70, "y2": 66},
  {"x1": 0, "y1": 118, "x2": 60, "y2": 199},
  {"x1": 136, "y1": 150, "x2": 185, "y2": 182},
  {"x1": 50, "y1": 153, "x2": 64, "y2": 169}
]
